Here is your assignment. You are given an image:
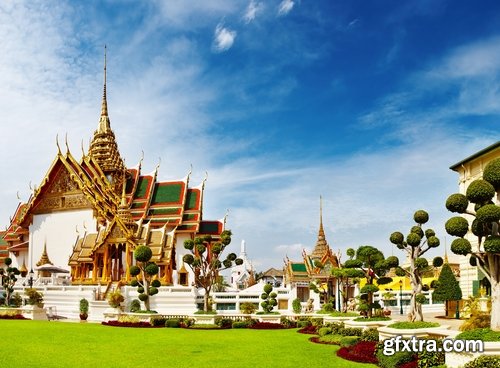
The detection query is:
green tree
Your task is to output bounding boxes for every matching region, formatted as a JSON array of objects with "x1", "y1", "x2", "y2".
[
  {"x1": 444, "y1": 158, "x2": 500, "y2": 330},
  {"x1": 432, "y1": 263, "x2": 462, "y2": 318},
  {"x1": 331, "y1": 267, "x2": 364, "y2": 313},
  {"x1": 128, "y1": 245, "x2": 161, "y2": 311},
  {"x1": 260, "y1": 283, "x2": 277, "y2": 313},
  {"x1": 0, "y1": 258, "x2": 20, "y2": 306},
  {"x1": 343, "y1": 245, "x2": 395, "y2": 317},
  {"x1": 183, "y1": 230, "x2": 242, "y2": 312},
  {"x1": 390, "y1": 210, "x2": 441, "y2": 322}
]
